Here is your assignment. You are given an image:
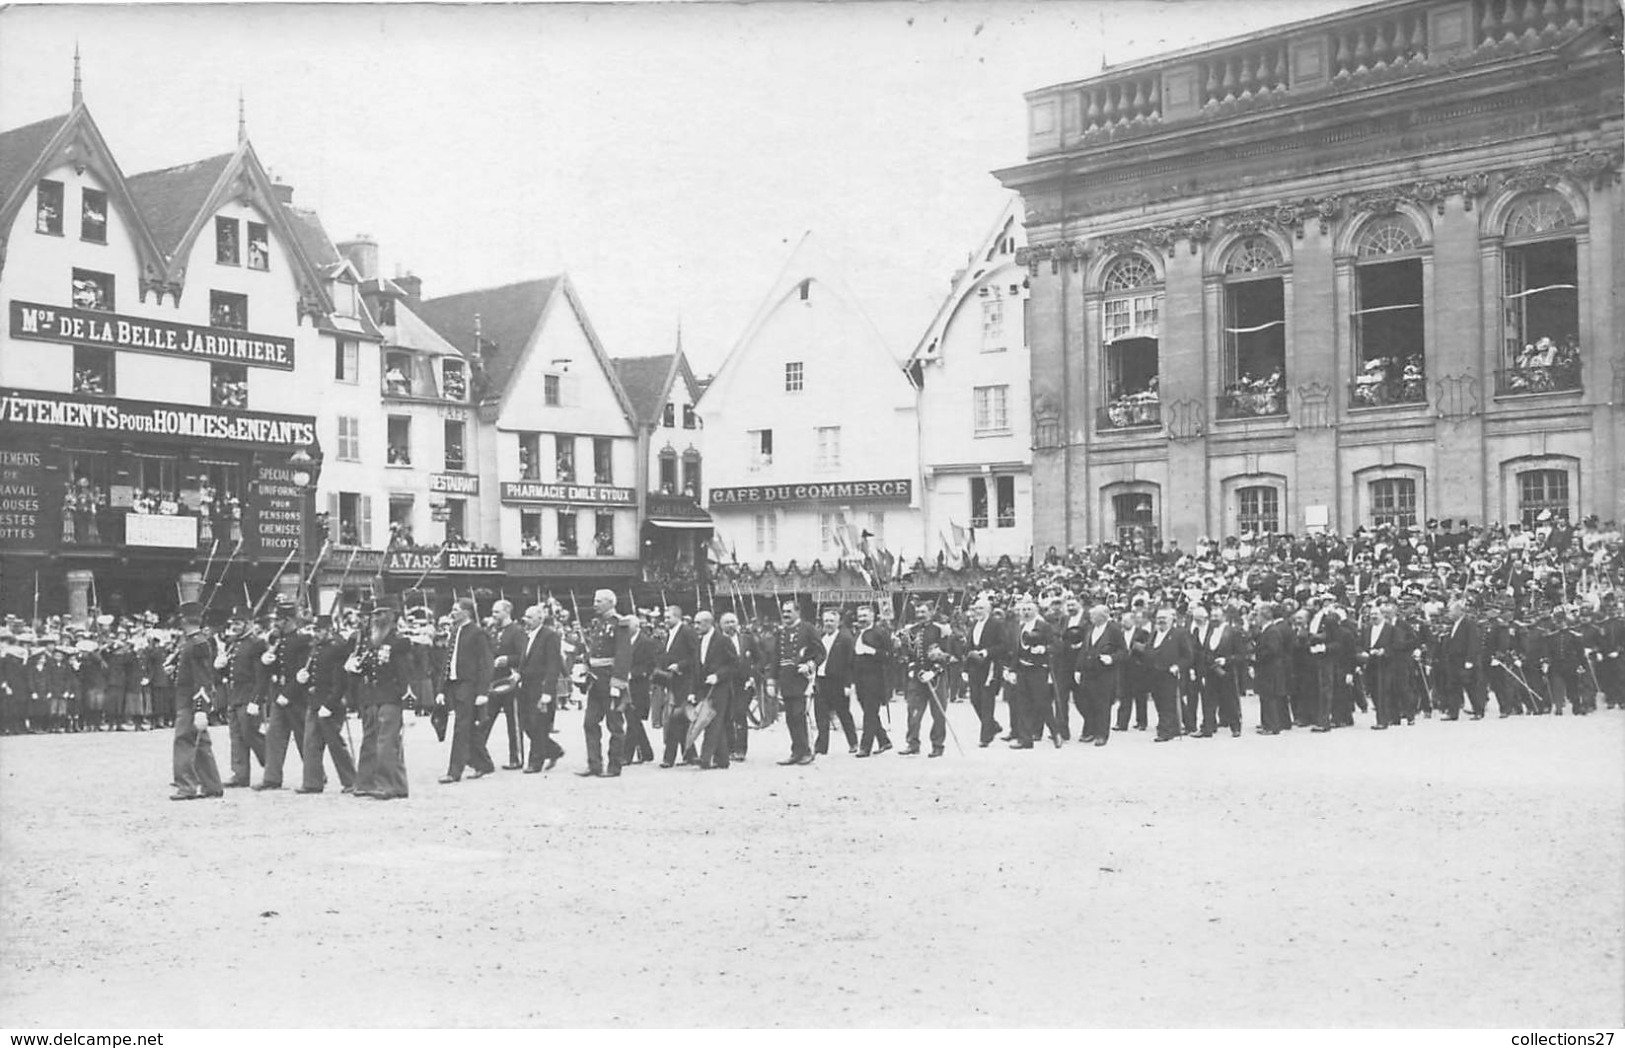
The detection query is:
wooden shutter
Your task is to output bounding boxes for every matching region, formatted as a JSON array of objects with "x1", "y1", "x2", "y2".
[
  {"x1": 326, "y1": 492, "x2": 340, "y2": 543},
  {"x1": 360, "y1": 495, "x2": 373, "y2": 548}
]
